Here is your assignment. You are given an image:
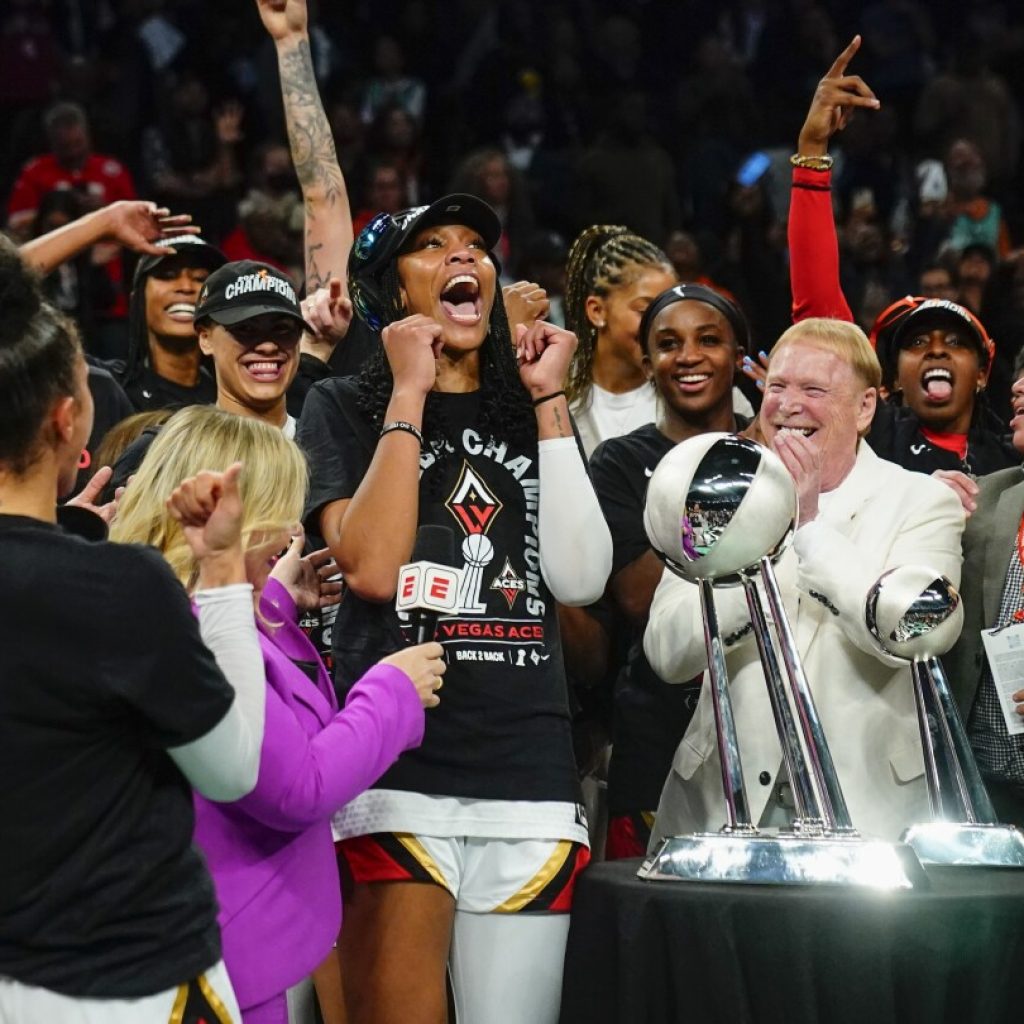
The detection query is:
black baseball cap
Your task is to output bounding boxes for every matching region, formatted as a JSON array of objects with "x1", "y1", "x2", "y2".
[
  {"x1": 135, "y1": 234, "x2": 227, "y2": 277},
  {"x1": 349, "y1": 194, "x2": 502, "y2": 330},
  {"x1": 194, "y1": 260, "x2": 314, "y2": 332}
]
